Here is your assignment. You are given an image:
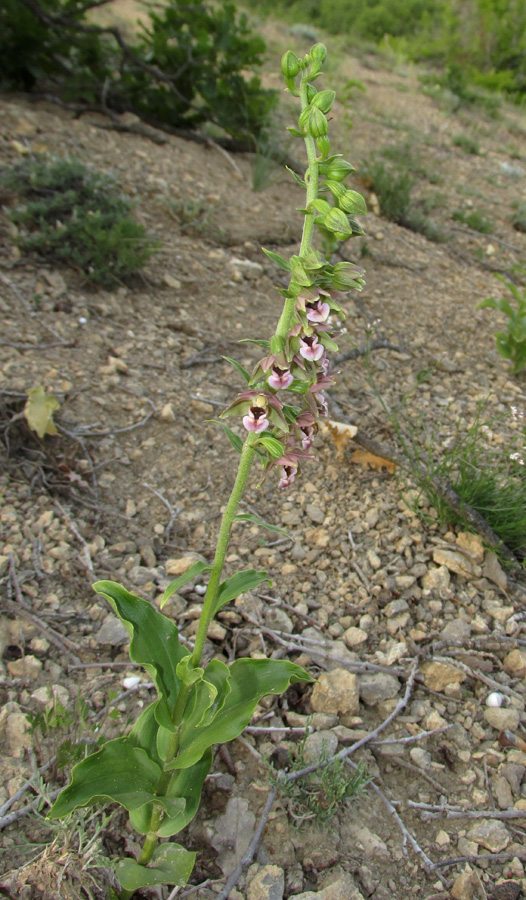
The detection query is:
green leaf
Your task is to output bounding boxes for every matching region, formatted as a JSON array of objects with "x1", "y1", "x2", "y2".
[
  {"x1": 234, "y1": 512, "x2": 291, "y2": 539},
  {"x1": 262, "y1": 248, "x2": 291, "y2": 271},
  {"x1": 168, "y1": 658, "x2": 312, "y2": 771},
  {"x1": 24, "y1": 385, "x2": 60, "y2": 438},
  {"x1": 238, "y1": 338, "x2": 270, "y2": 349},
  {"x1": 117, "y1": 843, "x2": 196, "y2": 892},
  {"x1": 212, "y1": 569, "x2": 271, "y2": 616},
  {"x1": 47, "y1": 737, "x2": 180, "y2": 818},
  {"x1": 256, "y1": 434, "x2": 285, "y2": 458},
  {"x1": 289, "y1": 255, "x2": 312, "y2": 286},
  {"x1": 478, "y1": 297, "x2": 514, "y2": 317},
  {"x1": 223, "y1": 356, "x2": 251, "y2": 384},
  {"x1": 285, "y1": 166, "x2": 306, "y2": 187},
  {"x1": 207, "y1": 419, "x2": 244, "y2": 455},
  {"x1": 93, "y1": 581, "x2": 187, "y2": 729},
  {"x1": 128, "y1": 704, "x2": 213, "y2": 836},
  {"x1": 160, "y1": 561, "x2": 212, "y2": 610}
]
